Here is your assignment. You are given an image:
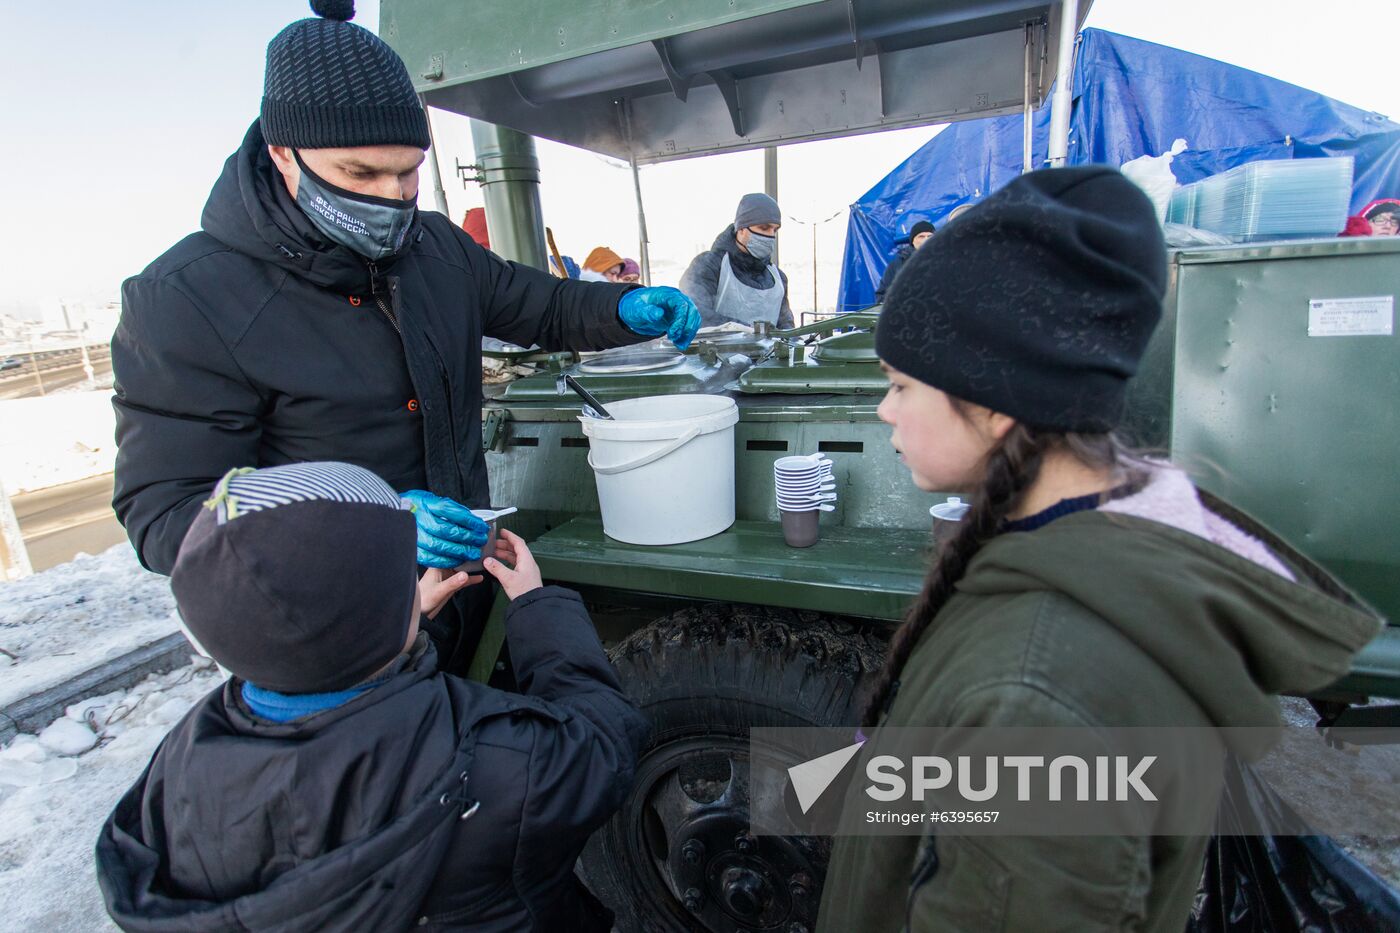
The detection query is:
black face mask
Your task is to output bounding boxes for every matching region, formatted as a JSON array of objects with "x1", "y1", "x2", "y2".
[{"x1": 292, "y1": 150, "x2": 417, "y2": 261}]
